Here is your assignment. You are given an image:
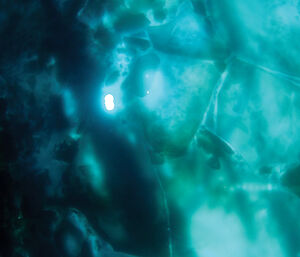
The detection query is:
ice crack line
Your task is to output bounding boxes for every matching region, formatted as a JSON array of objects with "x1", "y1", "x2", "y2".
[
  {"x1": 201, "y1": 61, "x2": 230, "y2": 132},
  {"x1": 237, "y1": 56, "x2": 300, "y2": 88}
]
